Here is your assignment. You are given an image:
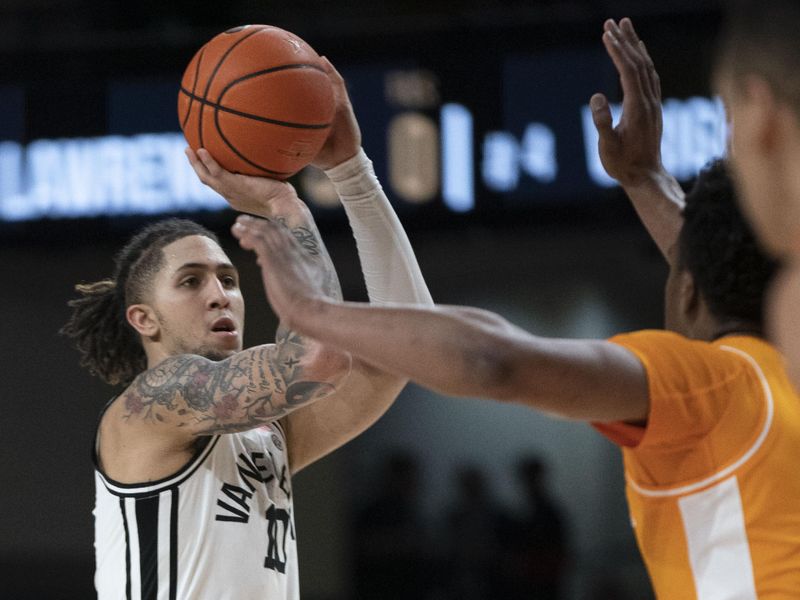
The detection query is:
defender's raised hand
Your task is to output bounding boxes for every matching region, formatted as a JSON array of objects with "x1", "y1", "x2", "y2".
[
  {"x1": 591, "y1": 18, "x2": 663, "y2": 186},
  {"x1": 232, "y1": 215, "x2": 326, "y2": 326},
  {"x1": 590, "y1": 17, "x2": 685, "y2": 261}
]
